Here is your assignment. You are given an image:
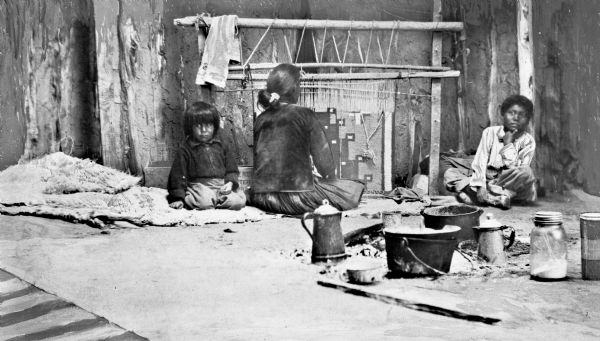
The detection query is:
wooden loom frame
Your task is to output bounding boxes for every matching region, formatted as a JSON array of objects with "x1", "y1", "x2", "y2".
[{"x1": 174, "y1": 0, "x2": 462, "y2": 194}]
